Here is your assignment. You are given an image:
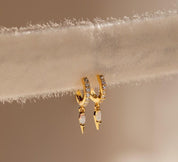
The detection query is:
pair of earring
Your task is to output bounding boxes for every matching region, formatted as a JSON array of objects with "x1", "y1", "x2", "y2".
[{"x1": 75, "y1": 74, "x2": 106, "y2": 134}]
